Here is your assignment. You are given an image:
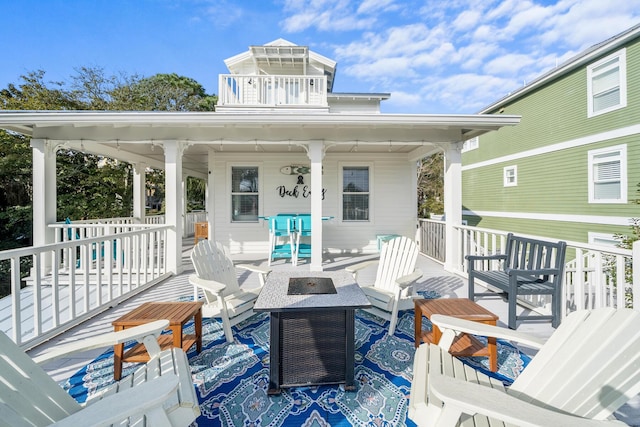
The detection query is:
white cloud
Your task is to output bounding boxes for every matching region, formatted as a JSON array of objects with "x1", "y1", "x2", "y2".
[
  {"x1": 452, "y1": 9, "x2": 482, "y2": 31},
  {"x1": 277, "y1": 0, "x2": 640, "y2": 112},
  {"x1": 484, "y1": 53, "x2": 536, "y2": 76},
  {"x1": 357, "y1": 0, "x2": 398, "y2": 14},
  {"x1": 281, "y1": 0, "x2": 379, "y2": 32}
]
